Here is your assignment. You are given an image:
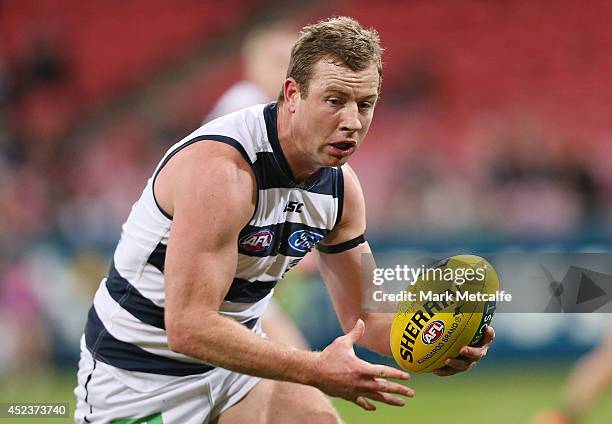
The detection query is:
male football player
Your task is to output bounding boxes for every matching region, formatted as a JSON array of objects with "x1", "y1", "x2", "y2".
[{"x1": 75, "y1": 16, "x2": 494, "y2": 423}]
